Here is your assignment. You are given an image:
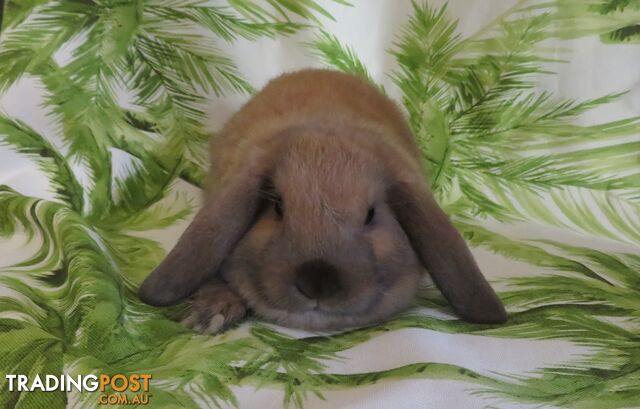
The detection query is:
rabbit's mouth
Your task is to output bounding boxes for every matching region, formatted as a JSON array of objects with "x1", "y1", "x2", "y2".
[
  {"x1": 256, "y1": 288, "x2": 381, "y2": 324},
  {"x1": 245, "y1": 280, "x2": 412, "y2": 331},
  {"x1": 252, "y1": 303, "x2": 380, "y2": 331},
  {"x1": 222, "y1": 247, "x2": 421, "y2": 330}
]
